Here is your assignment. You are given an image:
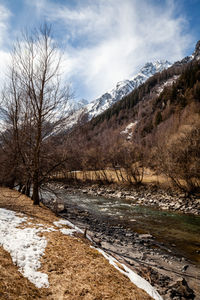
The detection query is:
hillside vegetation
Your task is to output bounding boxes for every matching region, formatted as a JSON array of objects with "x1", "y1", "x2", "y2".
[{"x1": 60, "y1": 59, "x2": 200, "y2": 194}]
